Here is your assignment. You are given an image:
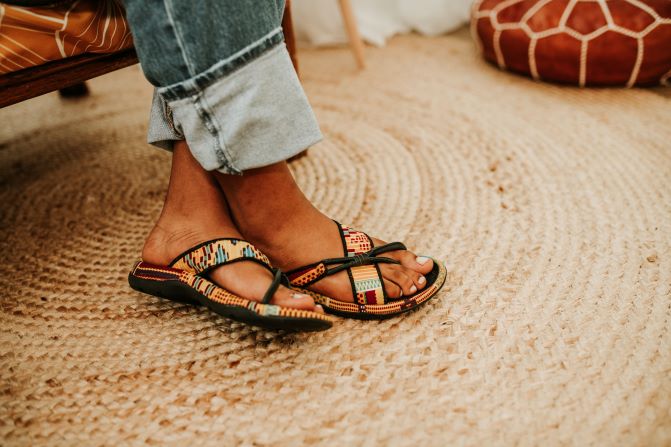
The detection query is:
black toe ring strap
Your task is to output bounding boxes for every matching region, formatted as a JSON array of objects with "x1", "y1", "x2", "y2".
[
  {"x1": 261, "y1": 268, "x2": 289, "y2": 305},
  {"x1": 320, "y1": 241, "x2": 408, "y2": 277}
]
